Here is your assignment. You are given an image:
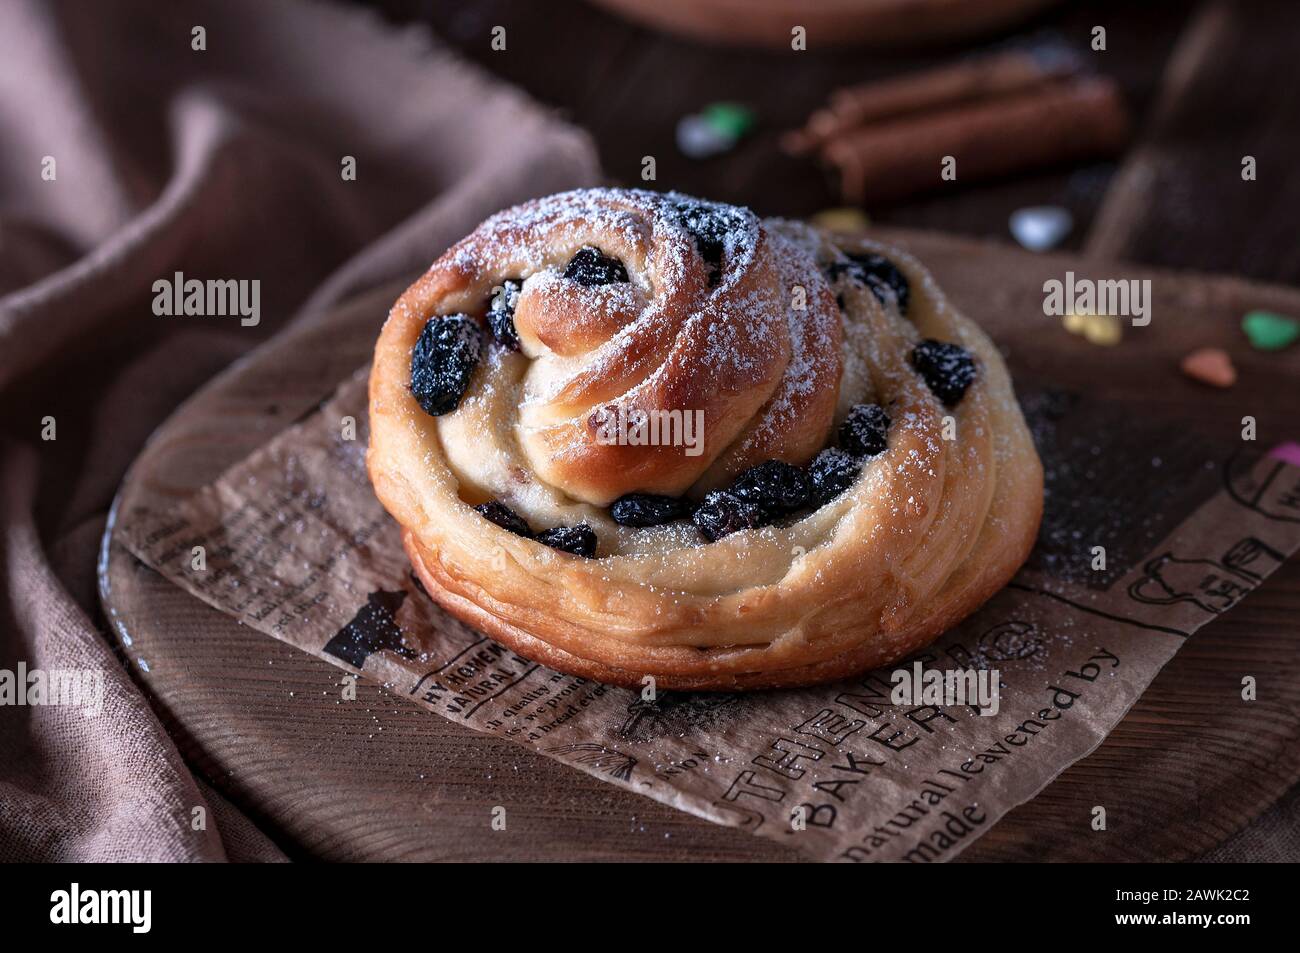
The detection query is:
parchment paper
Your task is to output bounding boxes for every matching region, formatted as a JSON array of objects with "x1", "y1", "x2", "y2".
[{"x1": 118, "y1": 369, "x2": 1300, "y2": 861}]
